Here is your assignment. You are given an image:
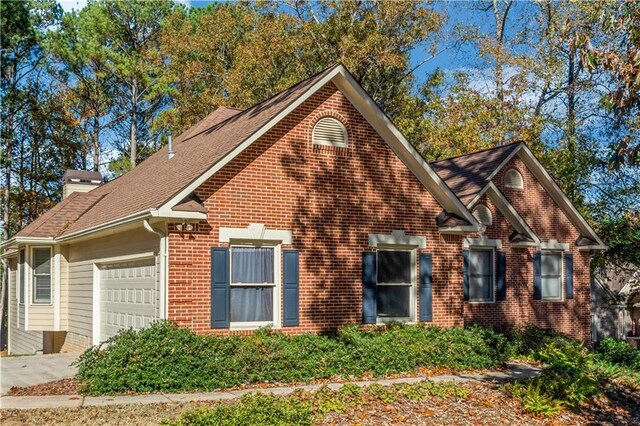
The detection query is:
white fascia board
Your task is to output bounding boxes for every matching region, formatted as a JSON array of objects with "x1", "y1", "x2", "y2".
[
  {"x1": 517, "y1": 145, "x2": 605, "y2": 247},
  {"x1": 332, "y1": 70, "x2": 479, "y2": 227},
  {"x1": 475, "y1": 182, "x2": 540, "y2": 244},
  {"x1": 438, "y1": 226, "x2": 480, "y2": 234},
  {"x1": 56, "y1": 210, "x2": 151, "y2": 242},
  {"x1": 578, "y1": 245, "x2": 607, "y2": 251},
  {"x1": 160, "y1": 67, "x2": 344, "y2": 212},
  {"x1": 149, "y1": 209, "x2": 207, "y2": 220}
]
